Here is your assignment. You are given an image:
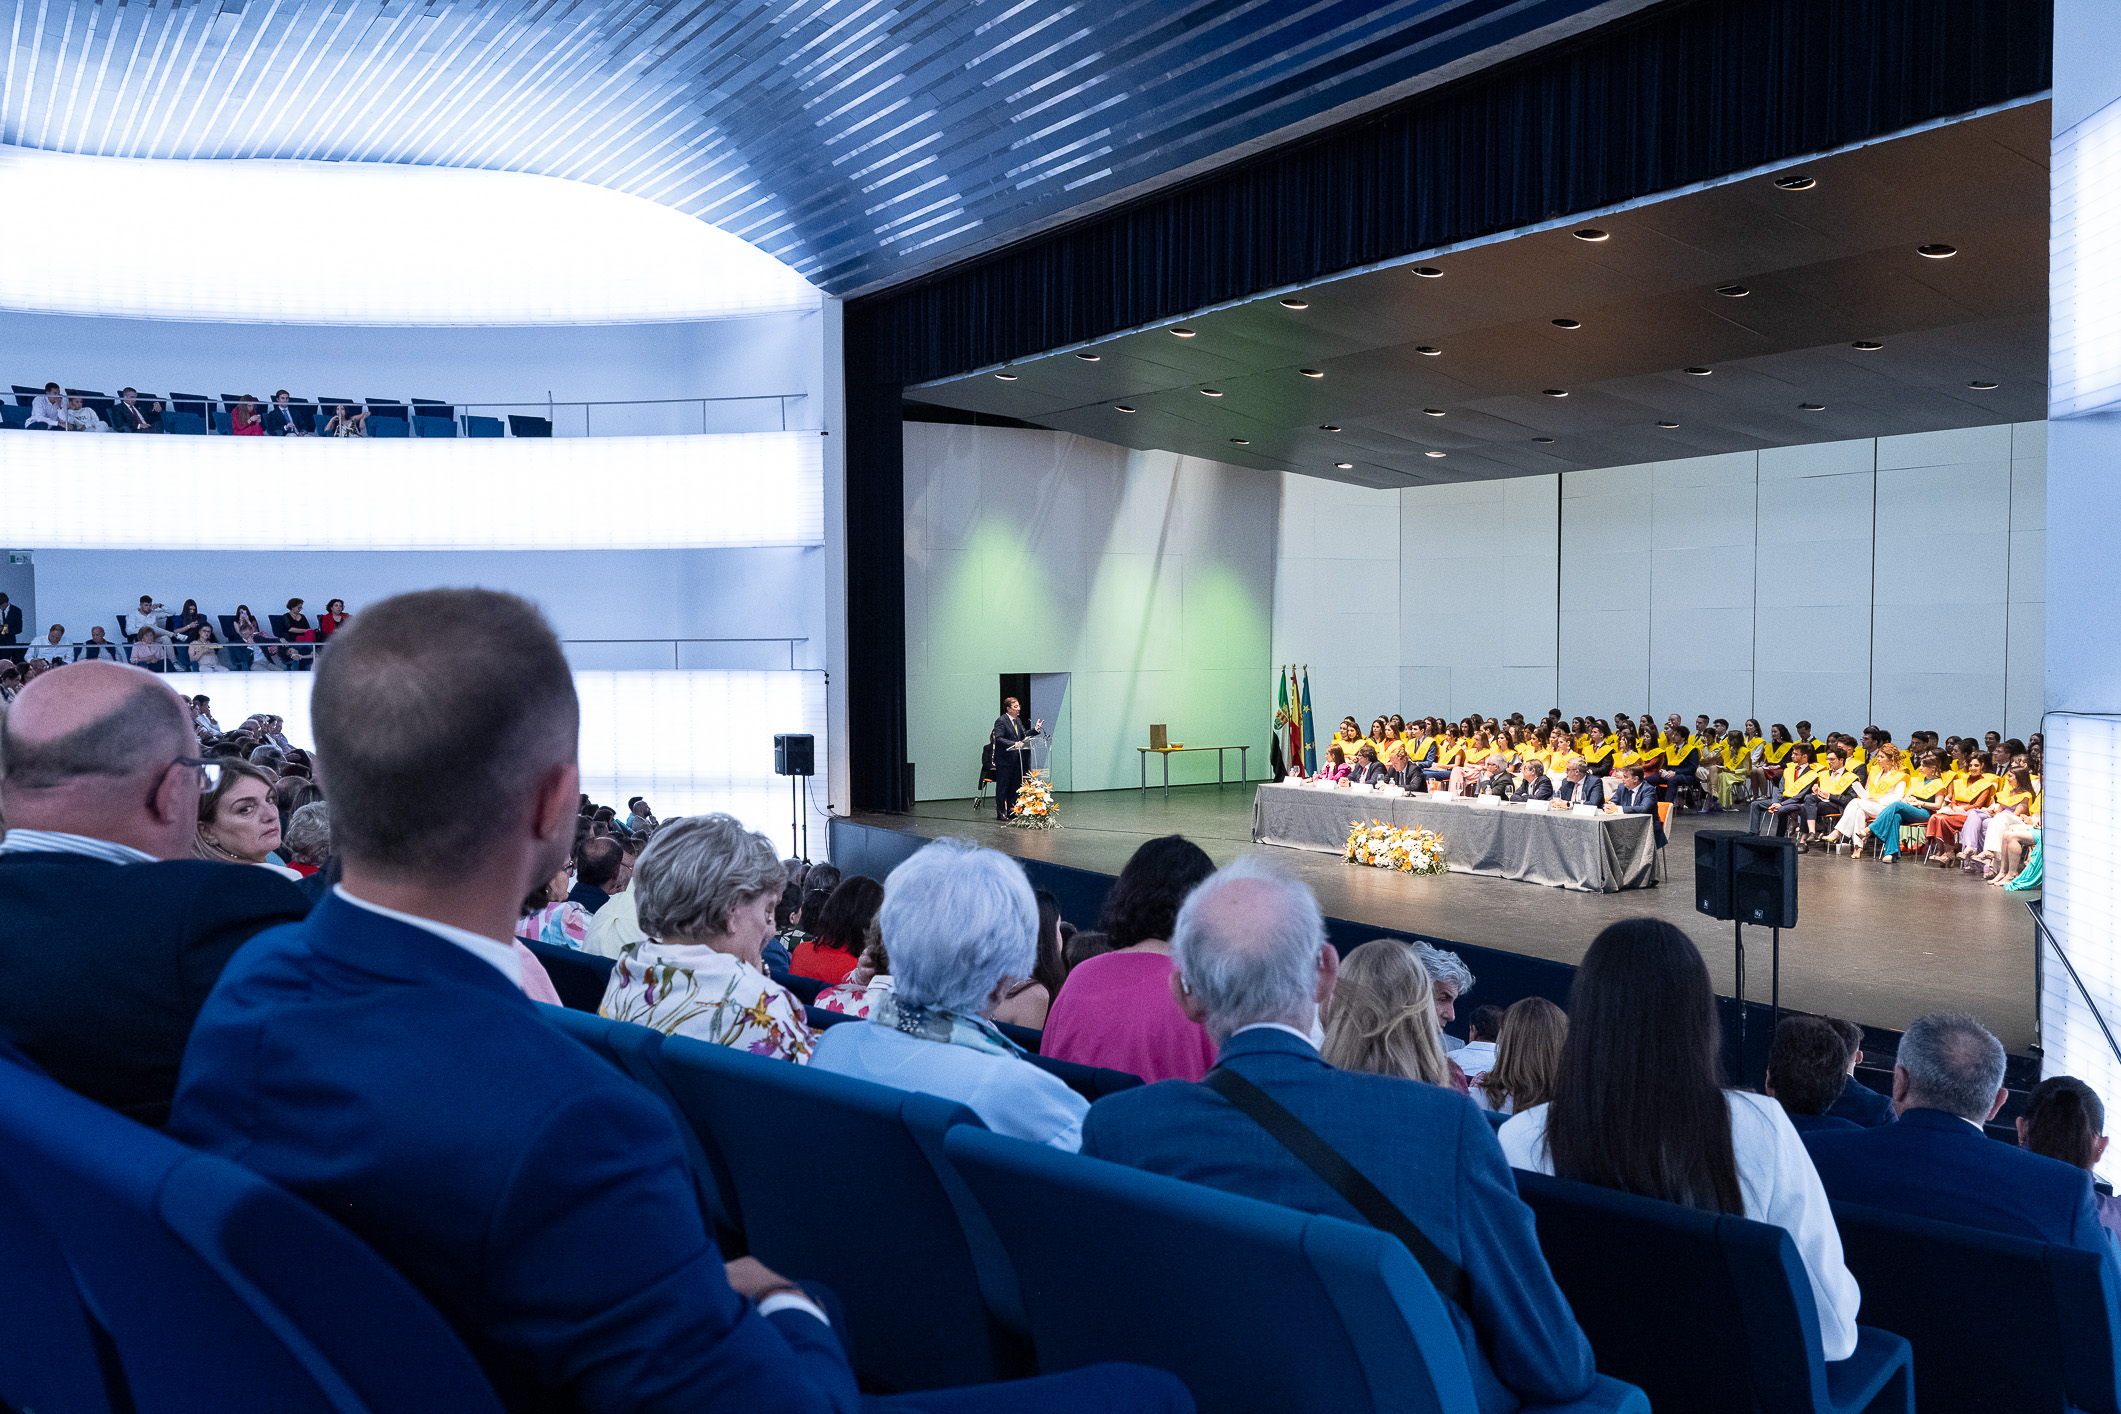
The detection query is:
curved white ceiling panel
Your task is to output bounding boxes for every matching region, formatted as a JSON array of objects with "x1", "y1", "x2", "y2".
[{"x1": 0, "y1": 145, "x2": 819, "y2": 324}]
